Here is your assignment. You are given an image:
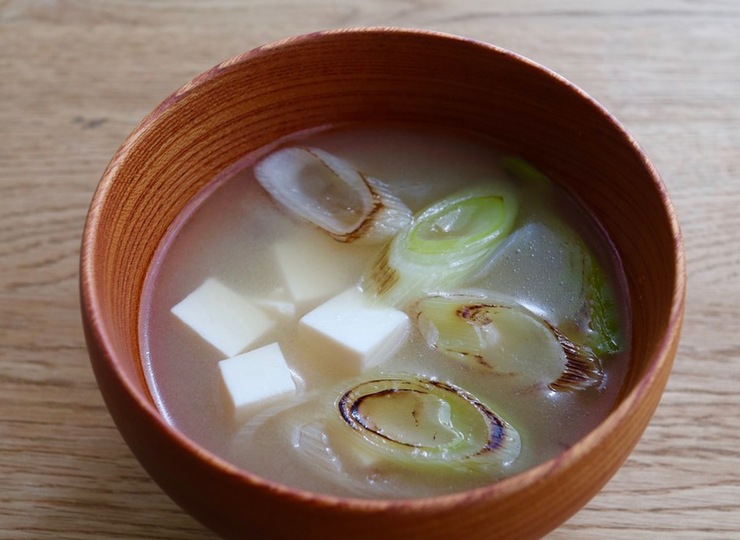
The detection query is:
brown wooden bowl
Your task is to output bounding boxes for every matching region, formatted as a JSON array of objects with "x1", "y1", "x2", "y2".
[{"x1": 80, "y1": 28, "x2": 686, "y2": 540}]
